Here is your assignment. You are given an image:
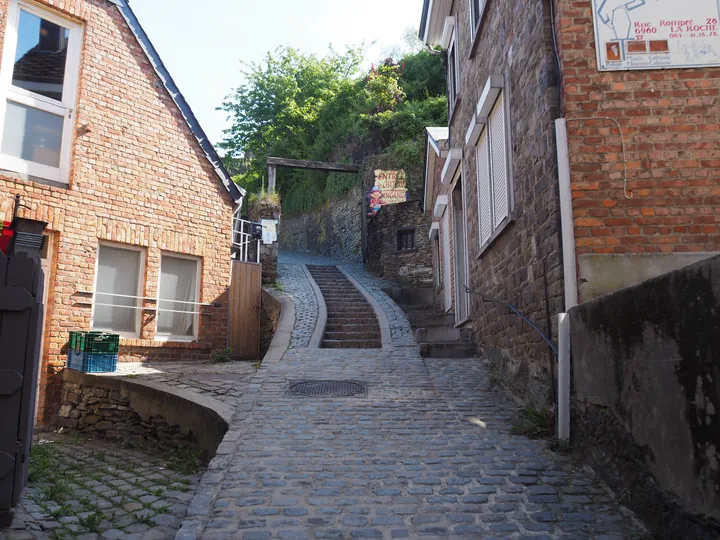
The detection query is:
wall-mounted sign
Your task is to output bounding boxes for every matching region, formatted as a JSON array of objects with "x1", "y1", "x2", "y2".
[
  {"x1": 591, "y1": 0, "x2": 720, "y2": 71},
  {"x1": 368, "y1": 169, "x2": 408, "y2": 217},
  {"x1": 261, "y1": 219, "x2": 277, "y2": 245}
]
